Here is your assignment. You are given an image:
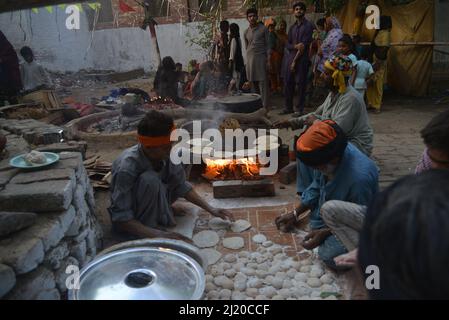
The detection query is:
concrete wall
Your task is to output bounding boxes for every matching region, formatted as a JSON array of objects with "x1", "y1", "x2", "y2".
[
  {"x1": 0, "y1": 8, "x2": 214, "y2": 72},
  {"x1": 434, "y1": 0, "x2": 449, "y2": 72}
]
